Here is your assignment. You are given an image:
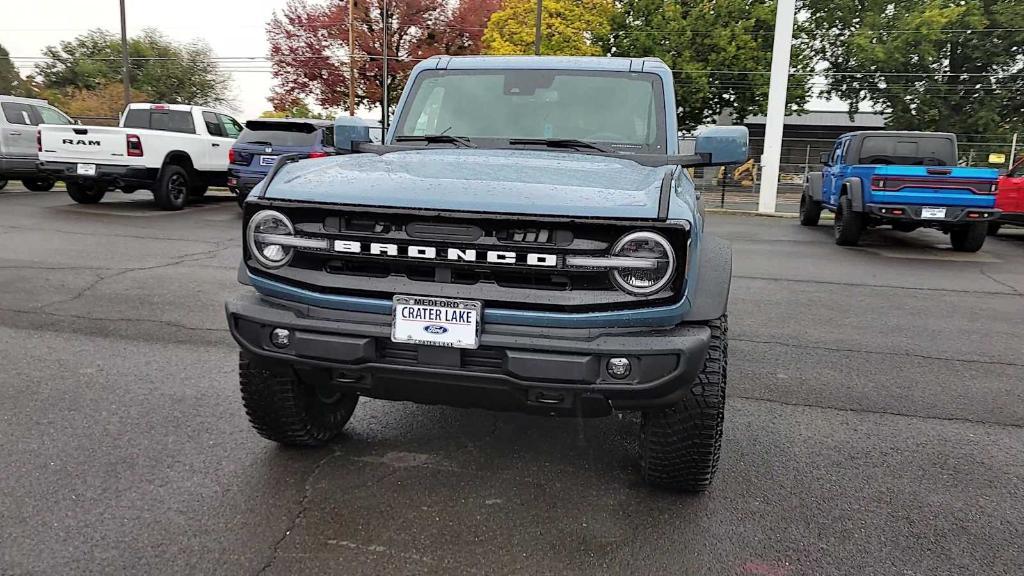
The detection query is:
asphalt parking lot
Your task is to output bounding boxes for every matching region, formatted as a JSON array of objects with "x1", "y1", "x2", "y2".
[{"x1": 1, "y1": 184, "x2": 1022, "y2": 576}]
